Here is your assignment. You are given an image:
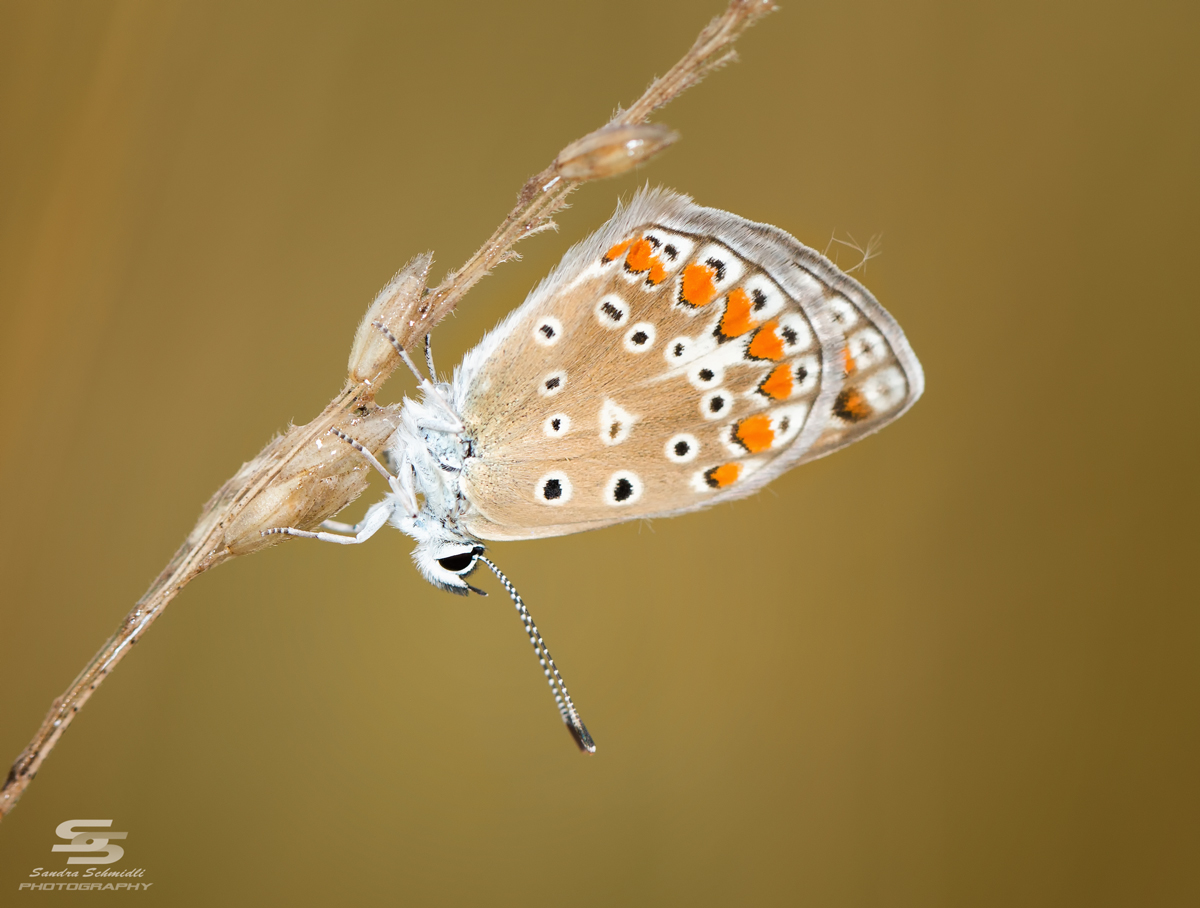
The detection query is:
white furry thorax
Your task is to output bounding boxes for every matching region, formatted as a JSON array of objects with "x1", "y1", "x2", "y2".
[{"x1": 384, "y1": 385, "x2": 481, "y2": 591}]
